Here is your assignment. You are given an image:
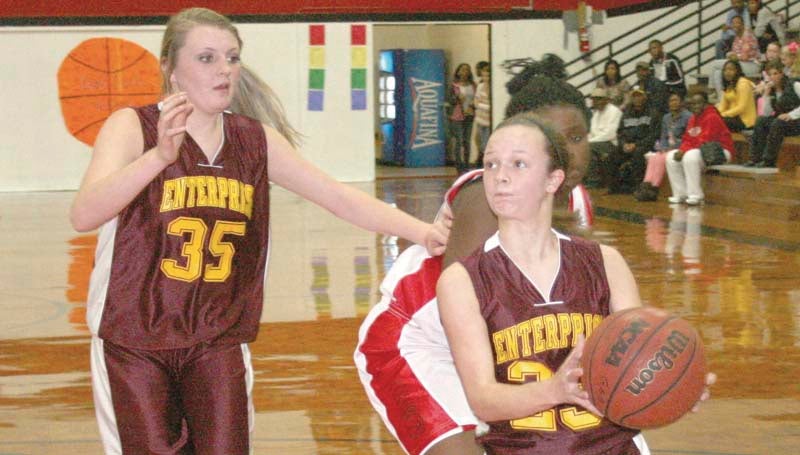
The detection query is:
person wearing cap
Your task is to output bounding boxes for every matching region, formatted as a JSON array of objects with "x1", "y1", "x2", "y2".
[
  {"x1": 635, "y1": 61, "x2": 670, "y2": 116},
  {"x1": 587, "y1": 87, "x2": 623, "y2": 188},
  {"x1": 648, "y1": 39, "x2": 687, "y2": 97},
  {"x1": 609, "y1": 84, "x2": 660, "y2": 194}
]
